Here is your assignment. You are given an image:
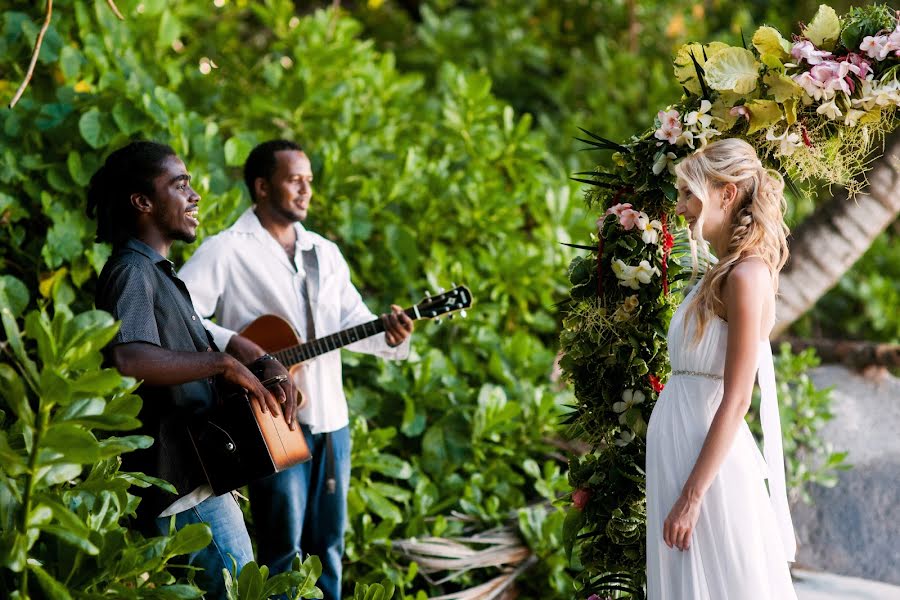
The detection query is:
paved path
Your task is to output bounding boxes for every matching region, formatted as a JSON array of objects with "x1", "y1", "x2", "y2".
[
  {"x1": 792, "y1": 366, "x2": 900, "y2": 585},
  {"x1": 794, "y1": 569, "x2": 900, "y2": 600}
]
